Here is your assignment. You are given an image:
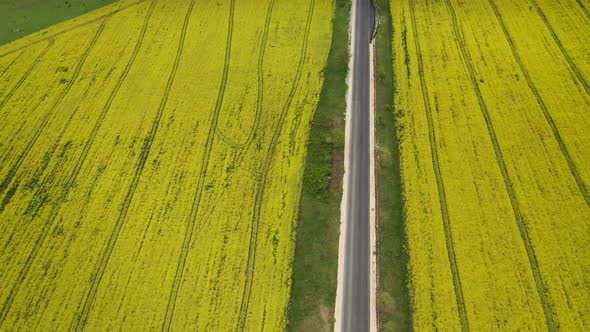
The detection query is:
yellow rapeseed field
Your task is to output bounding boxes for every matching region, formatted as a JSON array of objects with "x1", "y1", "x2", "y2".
[
  {"x1": 391, "y1": 0, "x2": 590, "y2": 330},
  {"x1": 0, "y1": 0, "x2": 333, "y2": 330}
]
